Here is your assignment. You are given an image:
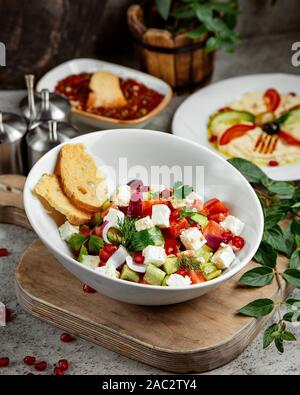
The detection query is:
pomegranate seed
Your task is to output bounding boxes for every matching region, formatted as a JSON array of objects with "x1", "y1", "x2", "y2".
[
  {"x1": 24, "y1": 356, "x2": 36, "y2": 366},
  {"x1": 268, "y1": 160, "x2": 279, "y2": 167},
  {"x1": 5, "y1": 308, "x2": 12, "y2": 322},
  {"x1": 134, "y1": 253, "x2": 145, "y2": 264},
  {"x1": 0, "y1": 357, "x2": 9, "y2": 367},
  {"x1": 0, "y1": 248, "x2": 8, "y2": 257},
  {"x1": 209, "y1": 135, "x2": 218, "y2": 143},
  {"x1": 54, "y1": 367, "x2": 65, "y2": 376},
  {"x1": 232, "y1": 236, "x2": 245, "y2": 250},
  {"x1": 222, "y1": 231, "x2": 233, "y2": 244},
  {"x1": 60, "y1": 333, "x2": 73, "y2": 343},
  {"x1": 83, "y1": 284, "x2": 96, "y2": 294},
  {"x1": 34, "y1": 361, "x2": 47, "y2": 372},
  {"x1": 58, "y1": 359, "x2": 69, "y2": 371}
]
